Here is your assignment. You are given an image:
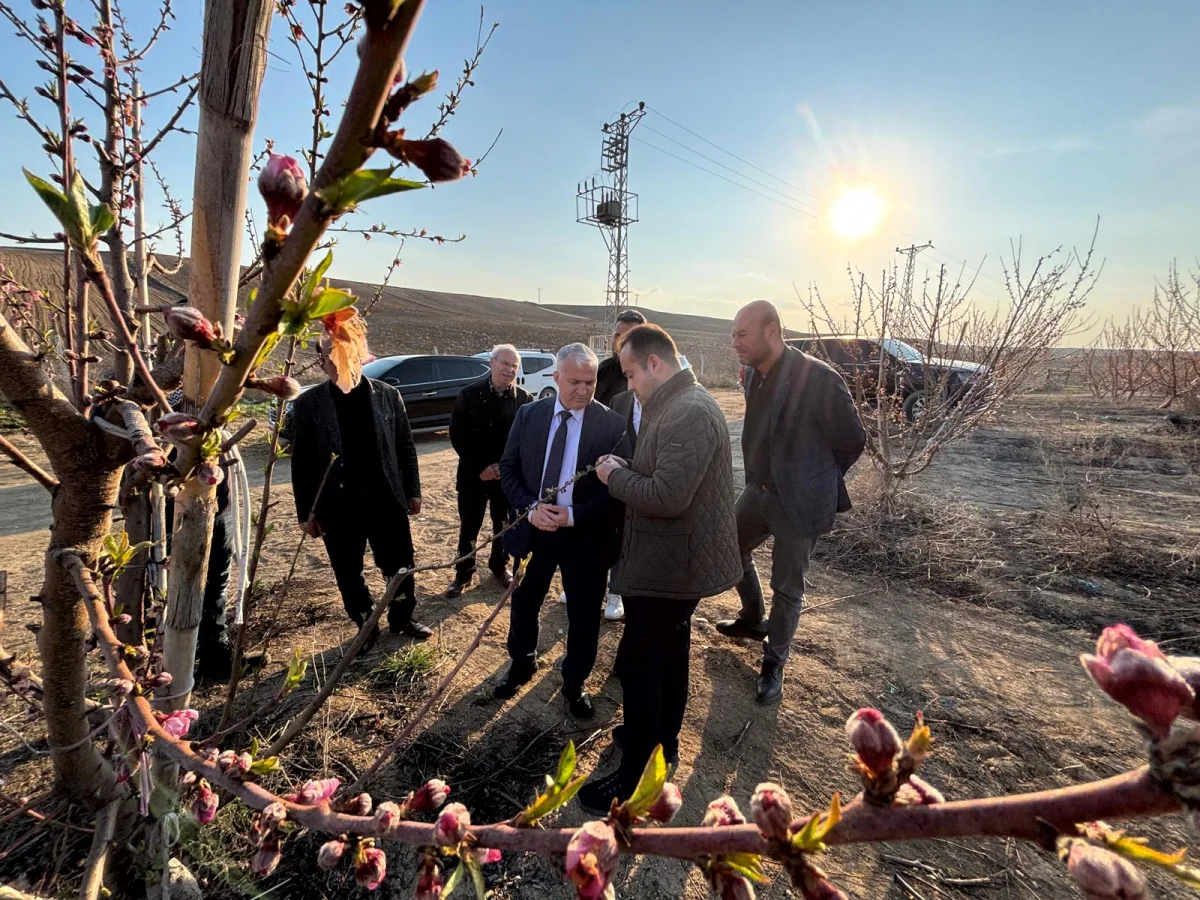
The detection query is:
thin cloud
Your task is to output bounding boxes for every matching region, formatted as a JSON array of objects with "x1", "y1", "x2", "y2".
[{"x1": 1139, "y1": 104, "x2": 1200, "y2": 137}]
